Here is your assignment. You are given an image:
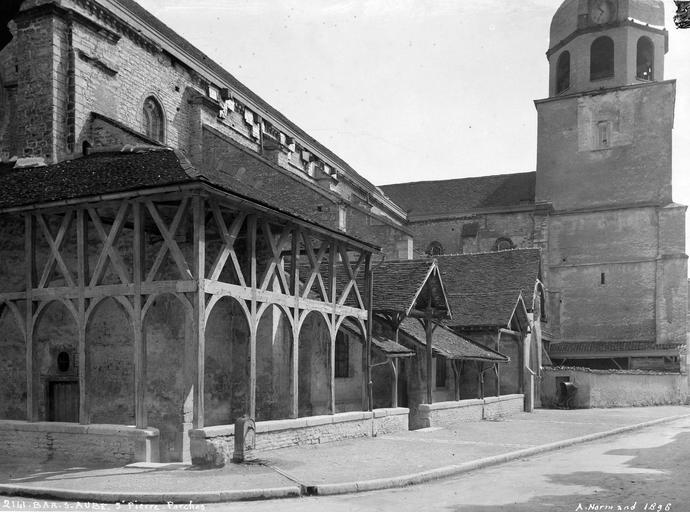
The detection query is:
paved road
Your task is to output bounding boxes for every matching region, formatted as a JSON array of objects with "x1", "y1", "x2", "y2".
[{"x1": 3, "y1": 416, "x2": 689, "y2": 512}]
